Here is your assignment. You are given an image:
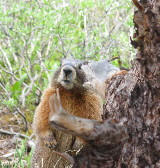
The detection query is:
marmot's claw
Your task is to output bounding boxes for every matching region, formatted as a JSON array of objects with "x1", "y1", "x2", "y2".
[
  {"x1": 44, "y1": 138, "x2": 57, "y2": 149},
  {"x1": 83, "y1": 82, "x2": 94, "y2": 91},
  {"x1": 41, "y1": 131, "x2": 58, "y2": 149}
]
